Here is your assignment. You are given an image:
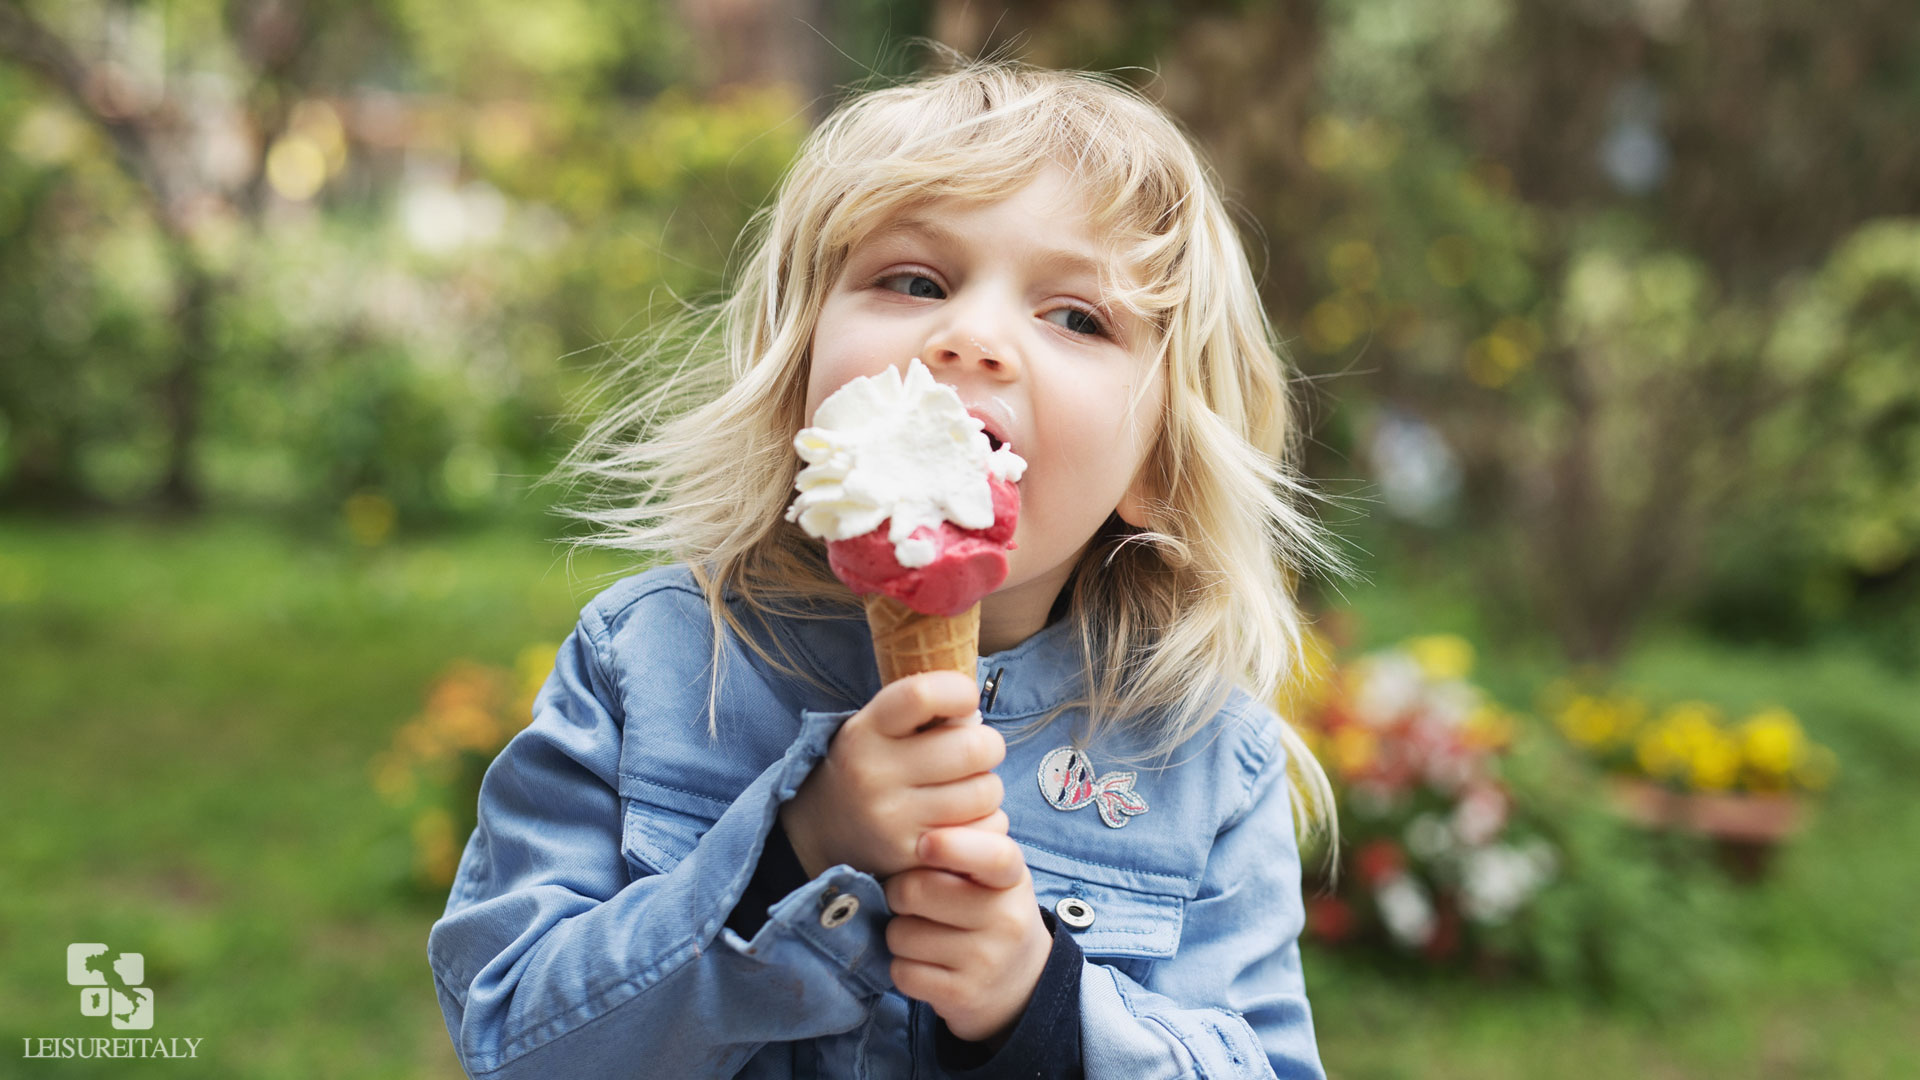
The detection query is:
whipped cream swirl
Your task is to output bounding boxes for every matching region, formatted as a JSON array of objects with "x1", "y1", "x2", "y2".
[{"x1": 786, "y1": 358, "x2": 1026, "y2": 568}]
